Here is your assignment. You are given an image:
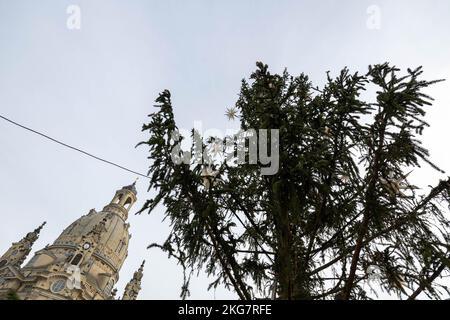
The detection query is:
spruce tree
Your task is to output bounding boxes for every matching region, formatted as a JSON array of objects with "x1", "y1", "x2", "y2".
[{"x1": 138, "y1": 62, "x2": 450, "y2": 300}]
